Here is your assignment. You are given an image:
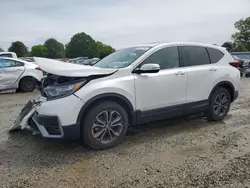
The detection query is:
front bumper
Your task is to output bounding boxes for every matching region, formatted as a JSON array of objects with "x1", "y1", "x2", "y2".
[
  {"x1": 29, "y1": 112, "x2": 80, "y2": 140},
  {"x1": 12, "y1": 94, "x2": 85, "y2": 140}
]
